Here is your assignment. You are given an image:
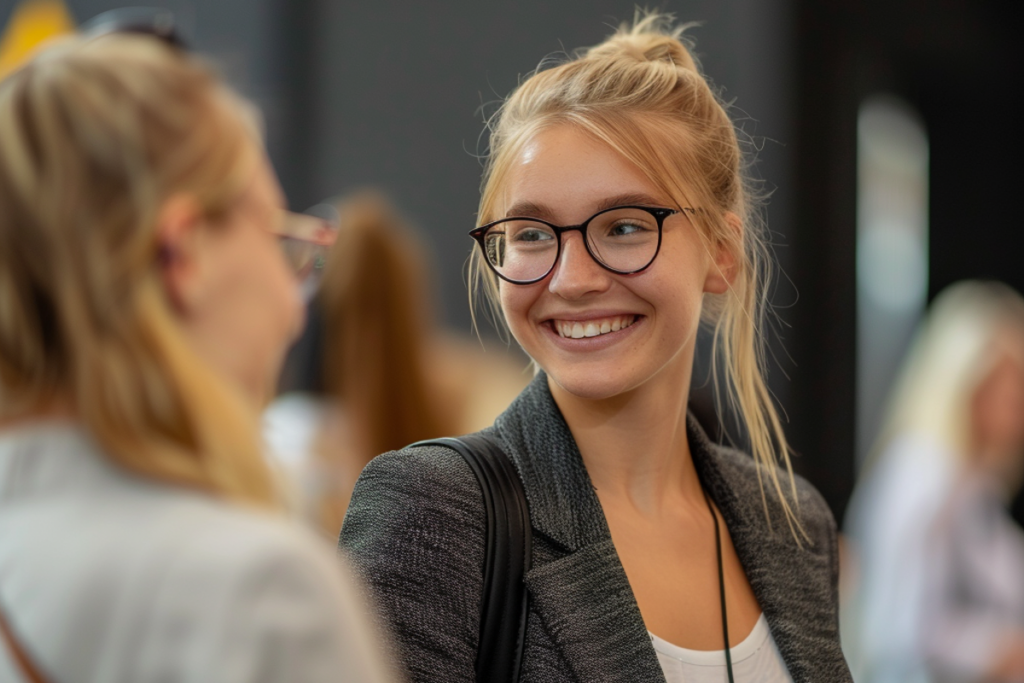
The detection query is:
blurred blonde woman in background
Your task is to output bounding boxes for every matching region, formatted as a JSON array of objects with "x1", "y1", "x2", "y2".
[
  {"x1": 265, "y1": 190, "x2": 527, "y2": 536},
  {"x1": 0, "y1": 29, "x2": 393, "y2": 683},
  {"x1": 844, "y1": 281, "x2": 1024, "y2": 683}
]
